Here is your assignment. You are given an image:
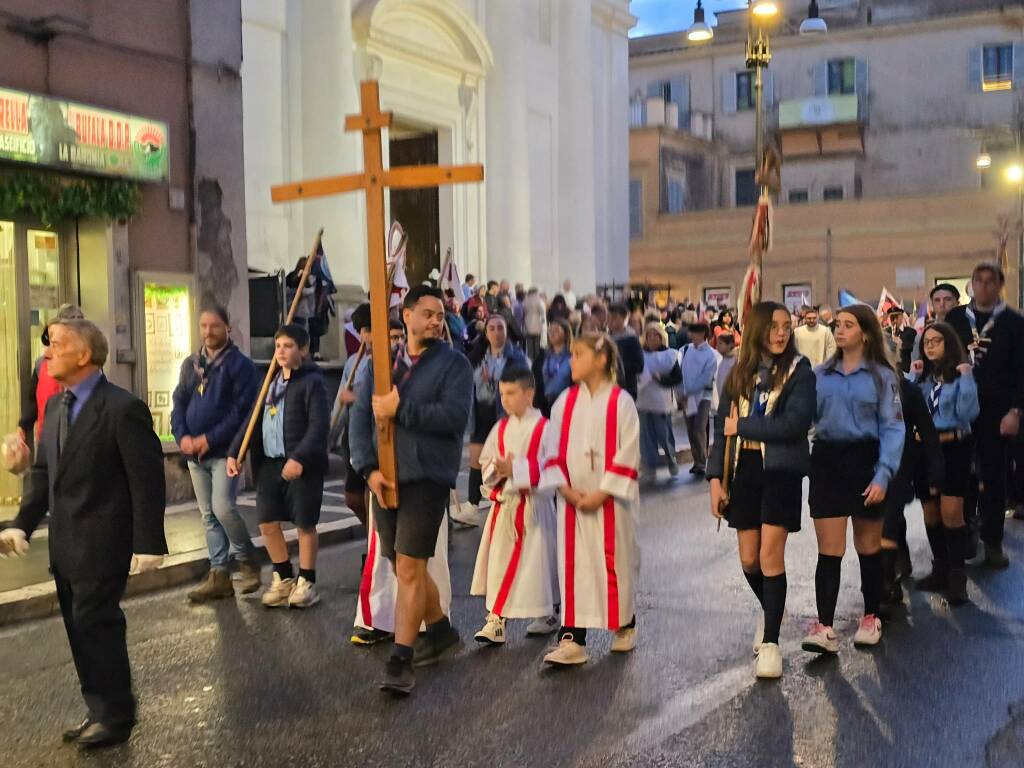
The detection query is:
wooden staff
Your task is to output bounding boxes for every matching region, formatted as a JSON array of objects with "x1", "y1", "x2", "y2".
[
  {"x1": 717, "y1": 403, "x2": 738, "y2": 531},
  {"x1": 236, "y1": 228, "x2": 324, "y2": 465}
]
